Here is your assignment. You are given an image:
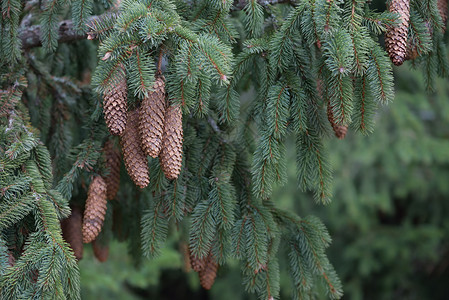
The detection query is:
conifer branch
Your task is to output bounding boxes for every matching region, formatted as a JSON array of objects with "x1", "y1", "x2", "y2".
[
  {"x1": 19, "y1": 1, "x2": 292, "y2": 49},
  {"x1": 20, "y1": 15, "x2": 103, "y2": 49}
]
